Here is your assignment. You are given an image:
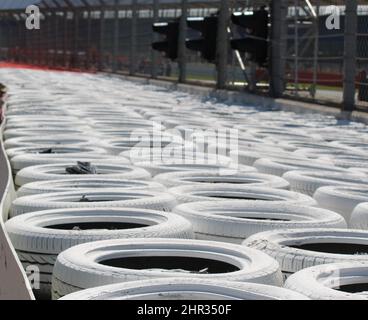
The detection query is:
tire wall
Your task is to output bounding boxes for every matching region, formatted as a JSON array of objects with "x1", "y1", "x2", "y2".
[{"x1": 0, "y1": 99, "x2": 35, "y2": 300}]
